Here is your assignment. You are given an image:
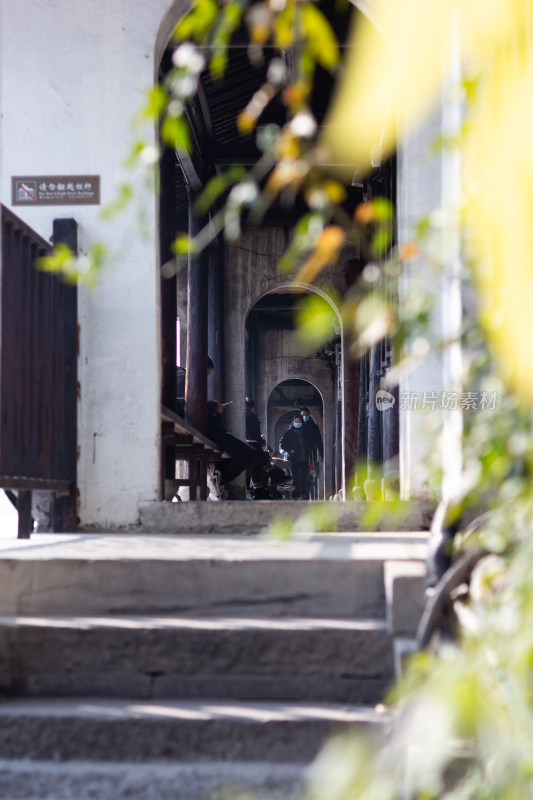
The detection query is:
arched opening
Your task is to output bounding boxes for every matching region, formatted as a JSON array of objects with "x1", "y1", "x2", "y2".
[
  {"x1": 245, "y1": 287, "x2": 343, "y2": 499},
  {"x1": 269, "y1": 380, "x2": 326, "y2": 500},
  {"x1": 156, "y1": 2, "x2": 399, "y2": 501}
]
